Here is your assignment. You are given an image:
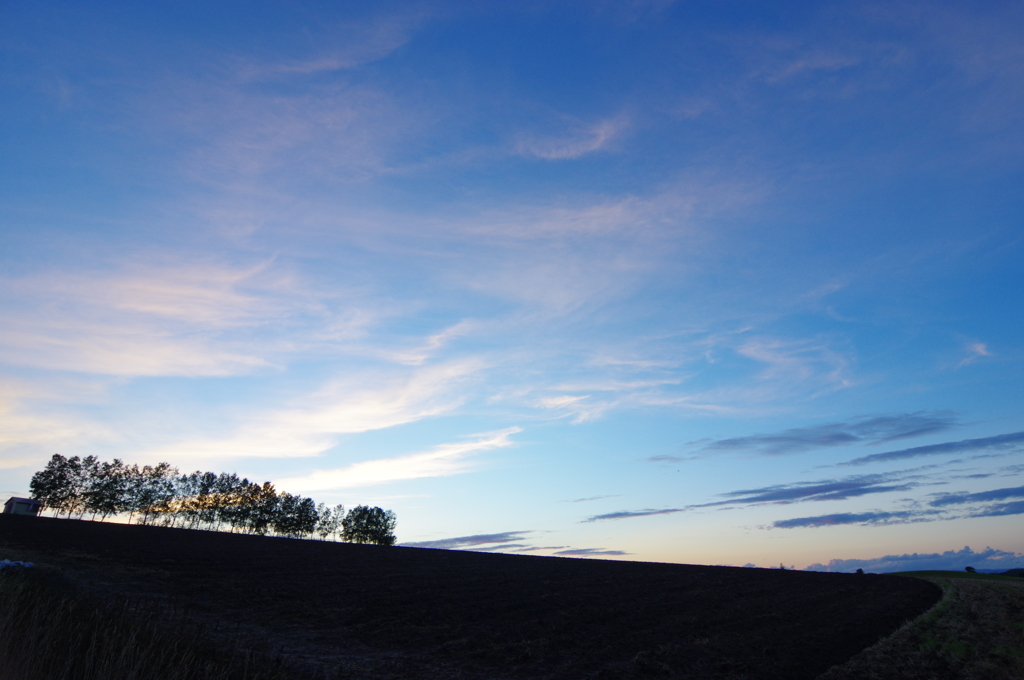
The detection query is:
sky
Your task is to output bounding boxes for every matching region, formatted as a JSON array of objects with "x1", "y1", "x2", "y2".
[{"x1": 1, "y1": 0, "x2": 1023, "y2": 572}]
